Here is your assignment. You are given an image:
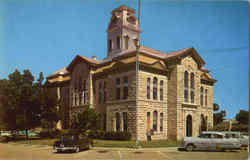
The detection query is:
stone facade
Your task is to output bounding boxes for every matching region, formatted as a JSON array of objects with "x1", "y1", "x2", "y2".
[{"x1": 46, "y1": 5, "x2": 216, "y2": 141}]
